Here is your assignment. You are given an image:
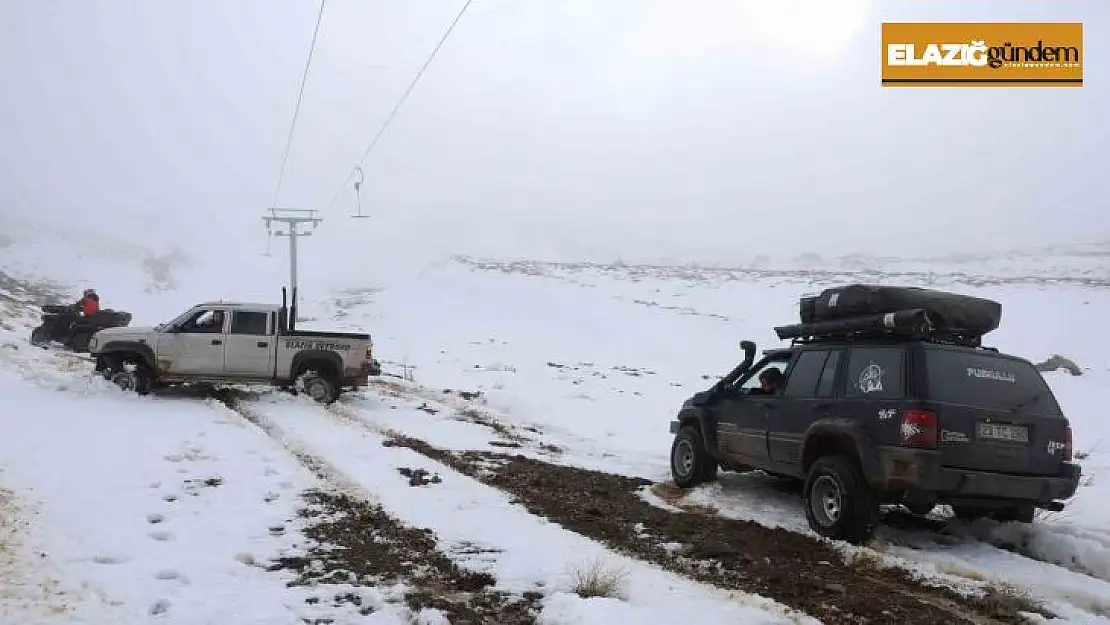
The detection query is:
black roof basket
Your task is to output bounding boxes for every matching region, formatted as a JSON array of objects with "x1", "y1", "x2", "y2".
[{"x1": 774, "y1": 308, "x2": 986, "y2": 348}]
